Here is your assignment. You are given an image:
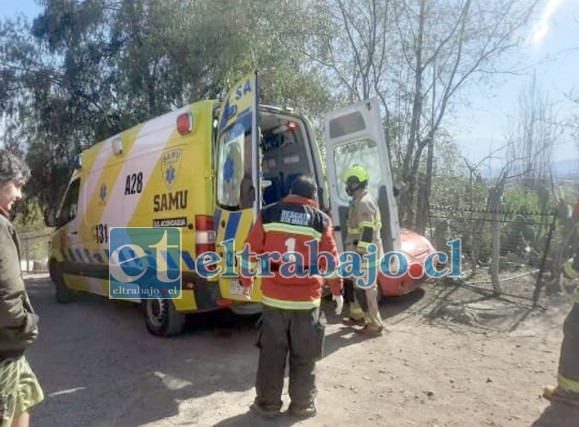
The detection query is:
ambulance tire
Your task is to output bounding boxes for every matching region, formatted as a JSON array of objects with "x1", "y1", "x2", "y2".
[
  {"x1": 50, "y1": 262, "x2": 74, "y2": 304},
  {"x1": 144, "y1": 299, "x2": 185, "y2": 337}
]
